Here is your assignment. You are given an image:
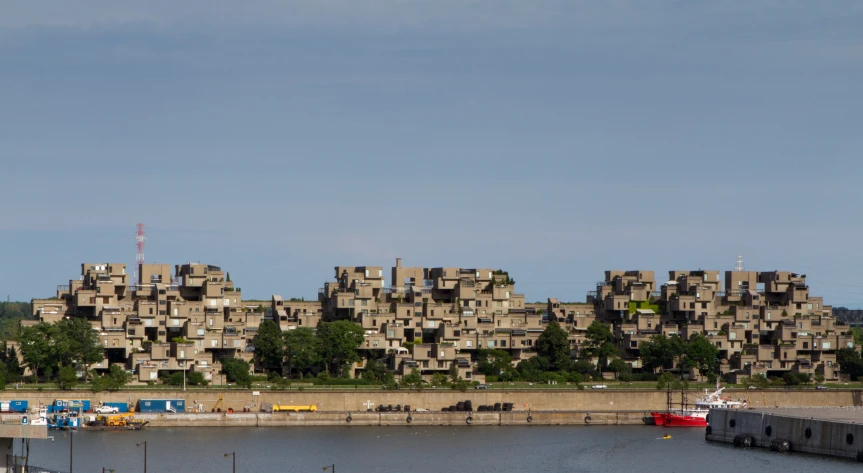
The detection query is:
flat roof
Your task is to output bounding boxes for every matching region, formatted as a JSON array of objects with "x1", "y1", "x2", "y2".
[
  {"x1": 0, "y1": 422, "x2": 48, "y2": 439},
  {"x1": 749, "y1": 407, "x2": 863, "y2": 425}
]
